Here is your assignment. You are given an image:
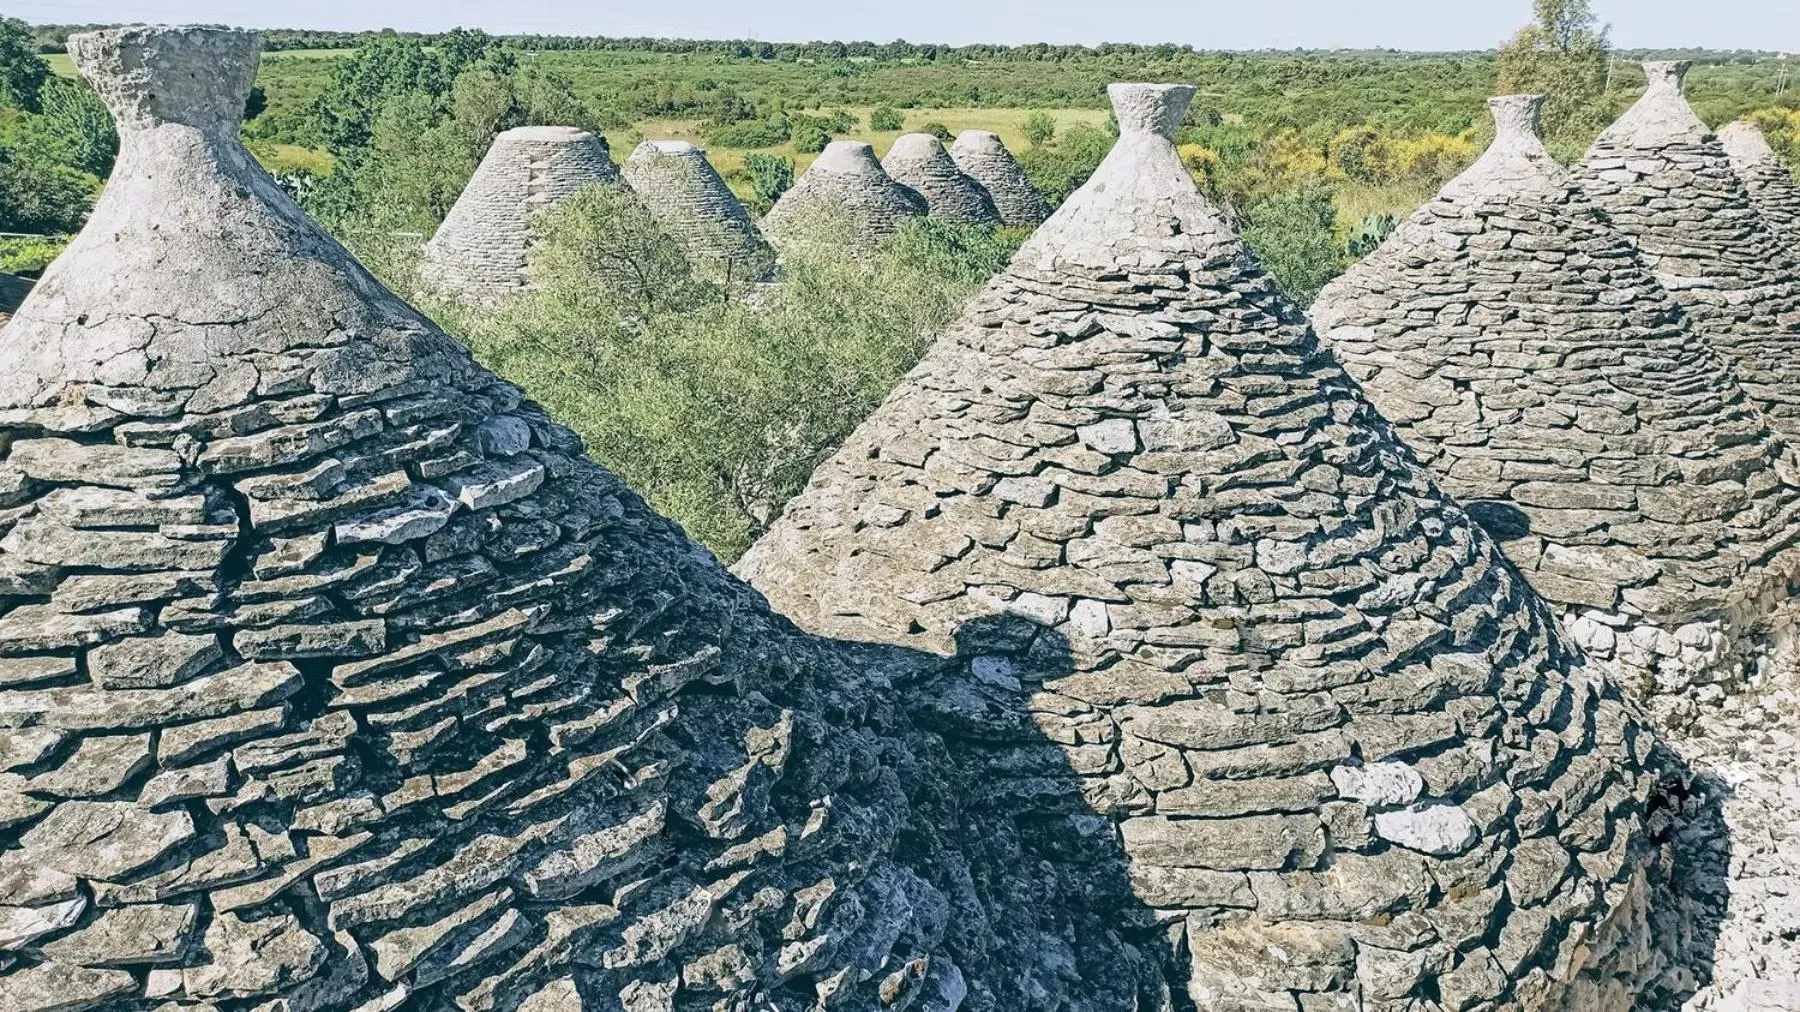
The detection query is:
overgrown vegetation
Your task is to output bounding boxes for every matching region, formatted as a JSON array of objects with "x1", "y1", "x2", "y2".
[{"x1": 455, "y1": 196, "x2": 1019, "y2": 559}]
